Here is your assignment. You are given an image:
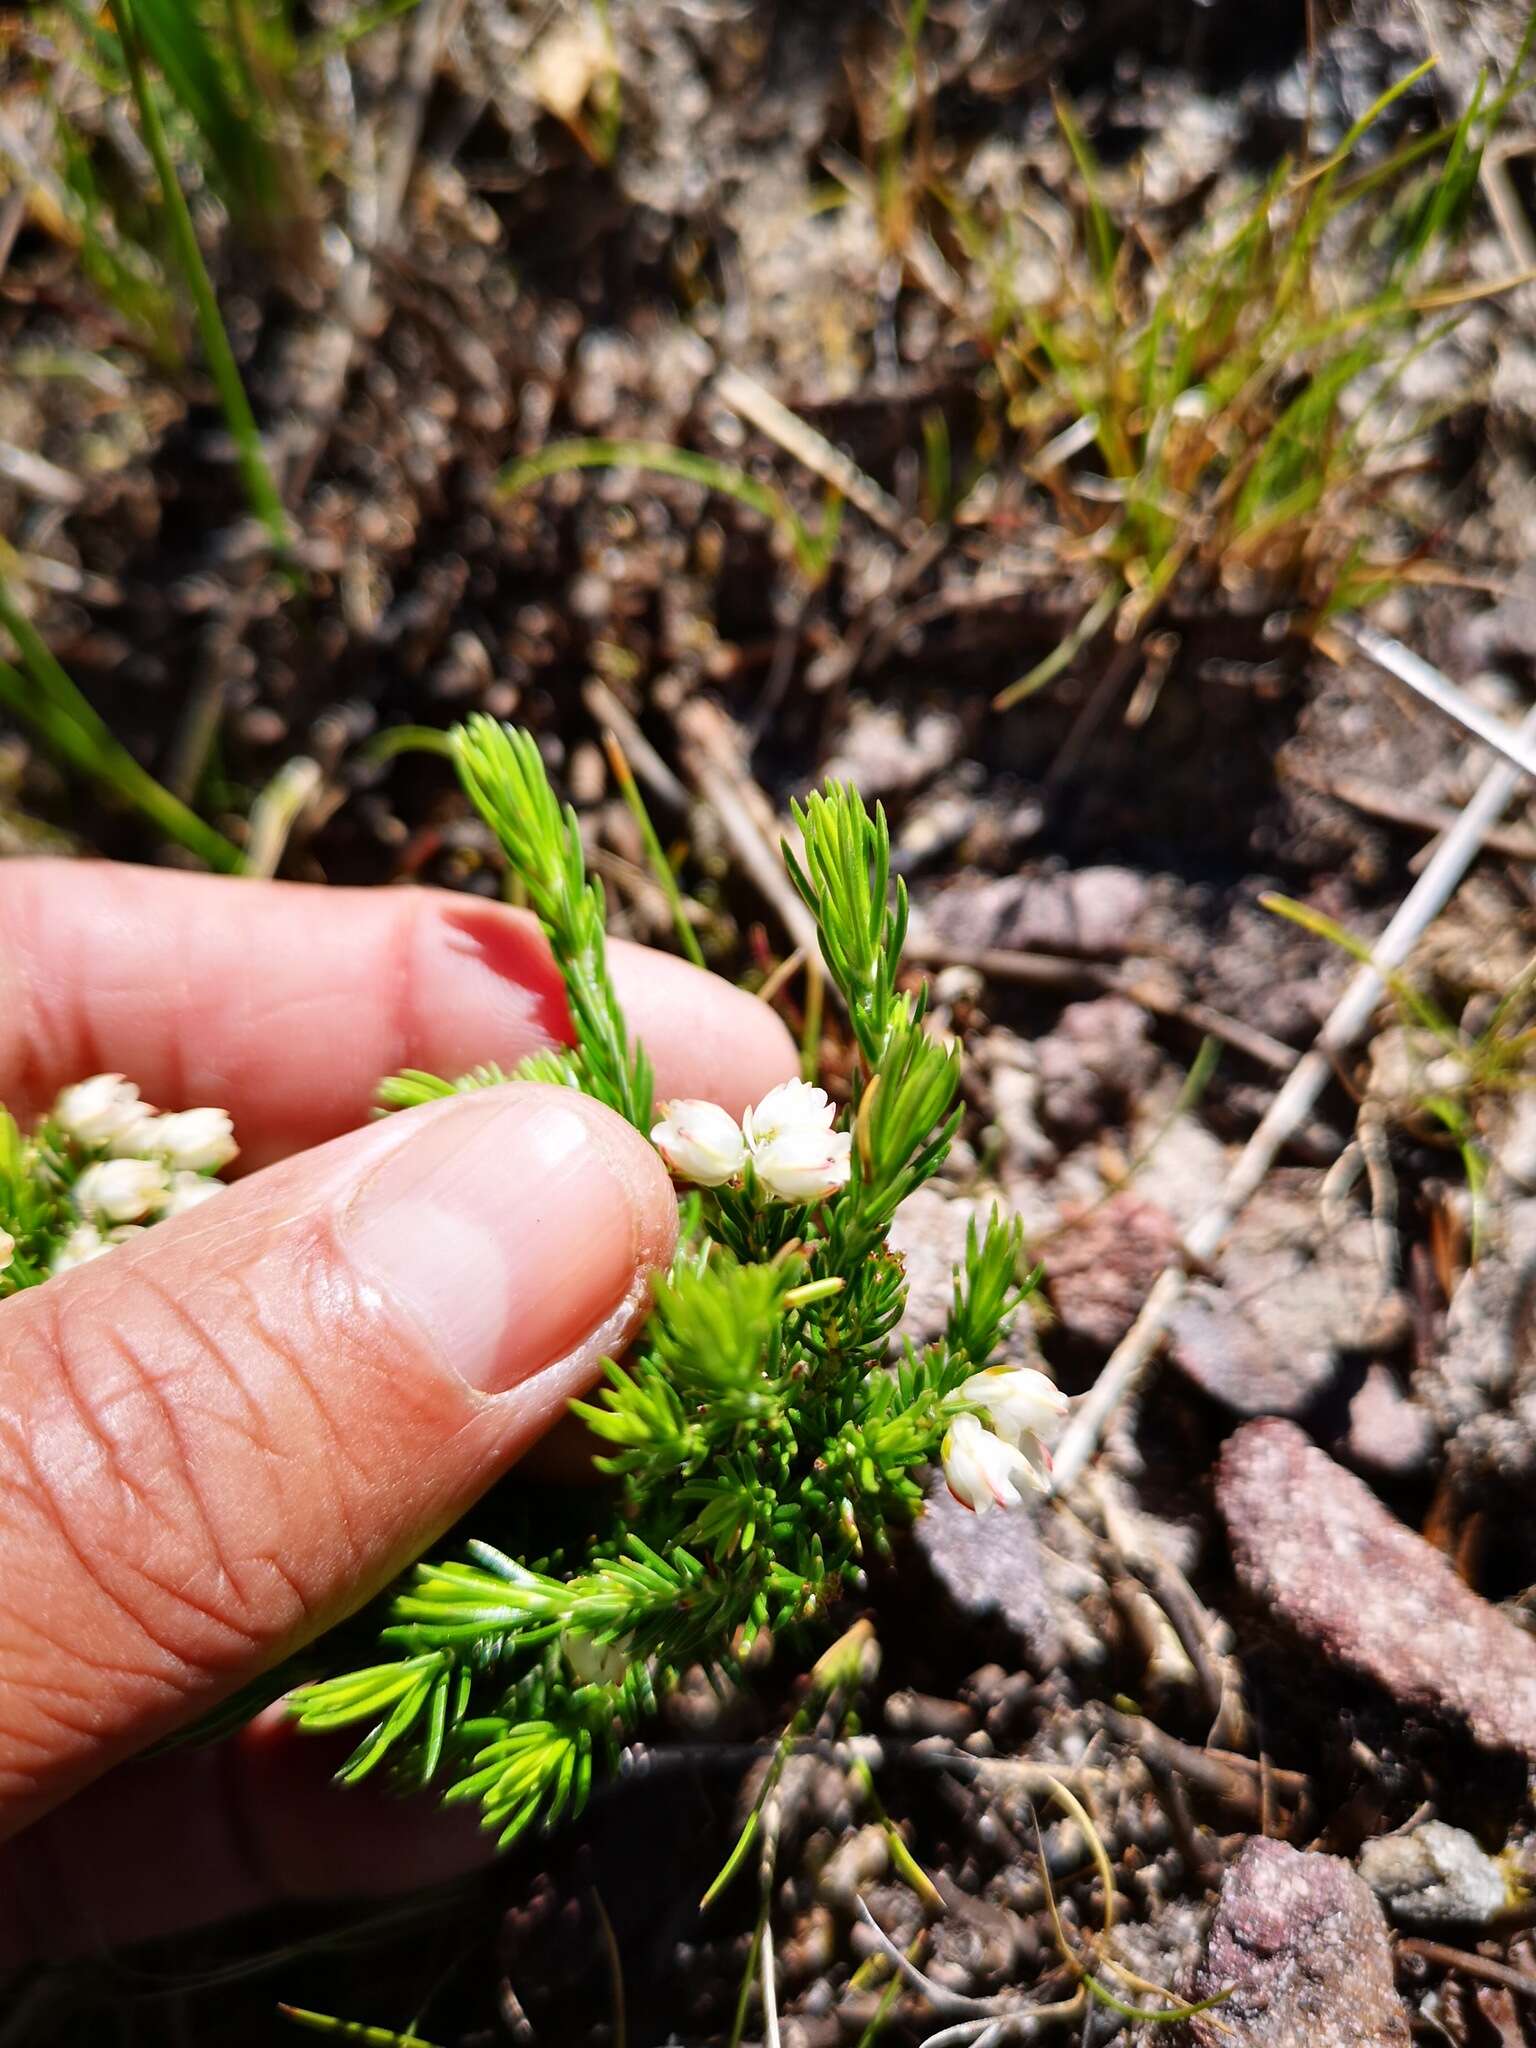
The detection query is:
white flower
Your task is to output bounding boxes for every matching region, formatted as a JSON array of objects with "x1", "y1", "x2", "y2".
[
  {"x1": 74, "y1": 1157, "x2": 169, "y2": 1225},
  {"x1": 742, "y1": 1079, "x2": 836, "y2": 1148},
  {"x1": 650, "y1": 1079, "x2": 853, "y2": 1203},
  {"x1": 752, "y1": 1125, "x2": 853, "y2": 1203},
  {"x1": 959, "y1": 1366, "x2": 1068, "y2": 1453},
  {"x1": 941, "y1": 1411, "x2": 1048, "y2": 1514},
  {"x1": 651, "y1": 1099, "x2": 748, "y2": 1186},
  {"x1": 743, "y1": 1079, "x2": 851, "y2": 1203},
  {"x1": 0, "y1": 1228, "x2": 13, "y2": 1271},
  {"x1": 53, "y1": 1074, "x2": 147, "y2": 1148},
  {"x1": 150, "y1": 1108, "x2": 239, "y2": 1173},
  {"x1": 562, "y1": 1631, "x2": 629, "y2": 1687},
  {"x1": 51, "y1": 1223, "x2": 109, "y2": 1274},
  {"x1": 106, "y1": 1107, "x2": 165, "y2": 1158},
  {"x1": 164, "y1": 1170, "x2": 225, "y2": 1217}
]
